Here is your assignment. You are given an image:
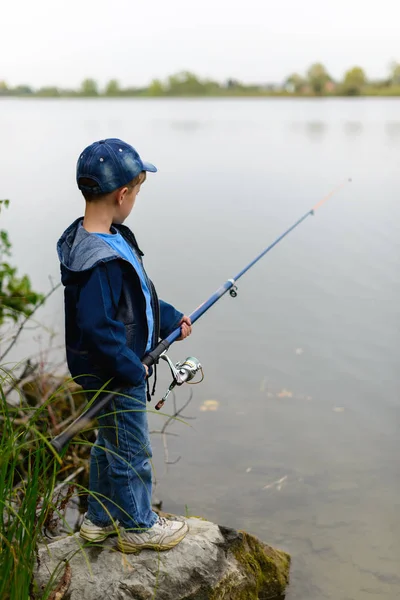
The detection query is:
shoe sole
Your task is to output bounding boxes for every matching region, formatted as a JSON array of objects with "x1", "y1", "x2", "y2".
[
  {"x1": 116, "y1": 527, "x2": 189, "y2": 553},
  {"x1": 80, "y1": 527, "x2": 117, "y2": 543}
]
